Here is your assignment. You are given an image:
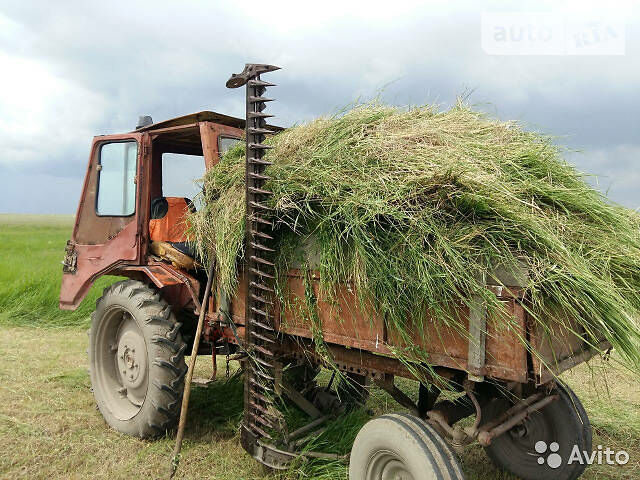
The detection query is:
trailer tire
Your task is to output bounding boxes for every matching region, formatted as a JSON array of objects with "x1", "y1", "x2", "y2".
[
  {"x1": 482, "y1": 383, "x2": 591, "y2": 480},
  {"x1": 349, "y1": 413, "x2": 465, "y2": 480},
  {"x1": 89, "y1": 280, "x2": 187, "y2": 438}
]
